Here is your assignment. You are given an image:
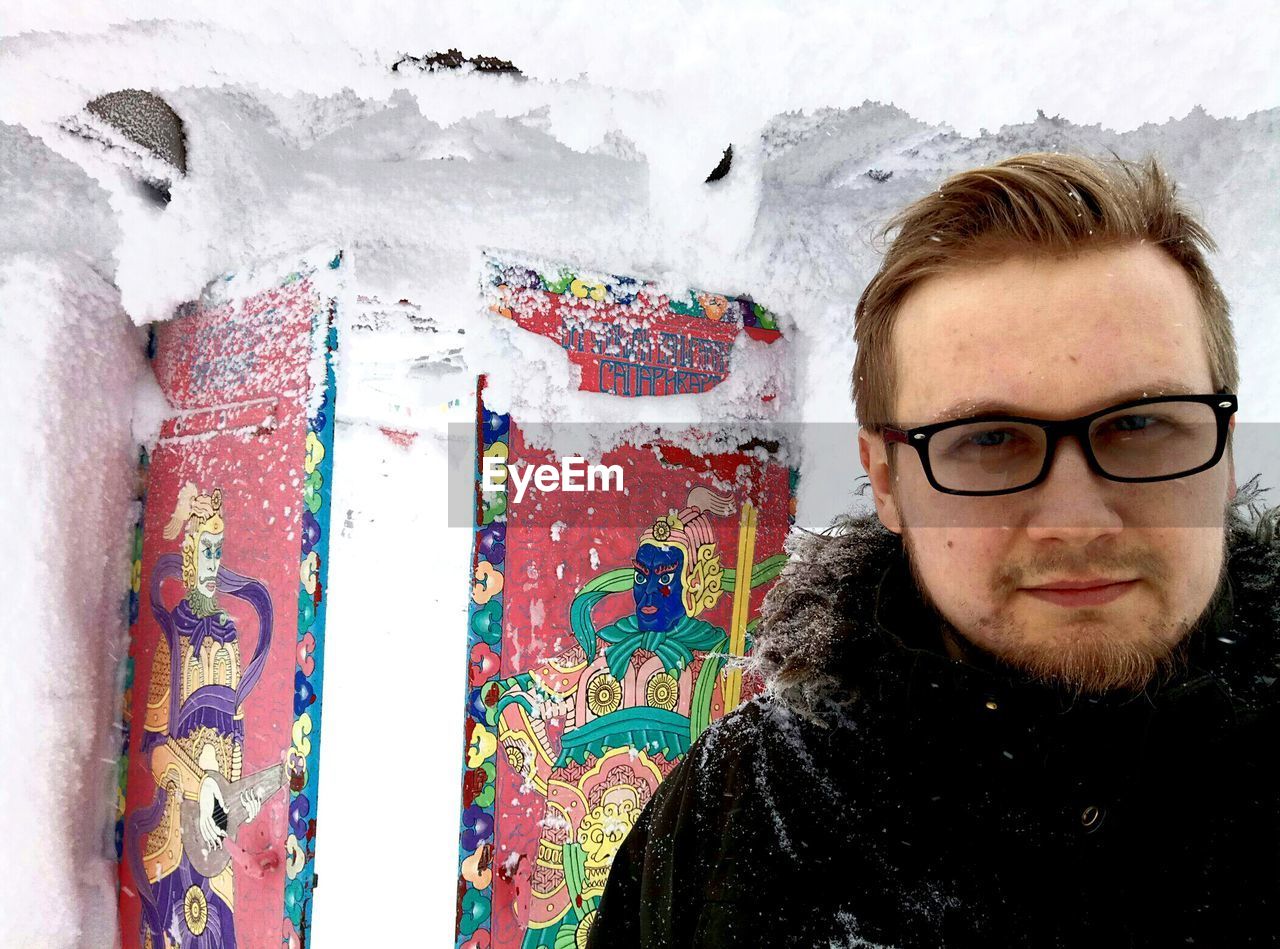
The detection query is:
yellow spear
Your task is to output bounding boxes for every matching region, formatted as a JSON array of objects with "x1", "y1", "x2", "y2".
[{"x1": 722, "y1": 500, "x2": 757, "y2": 711}]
